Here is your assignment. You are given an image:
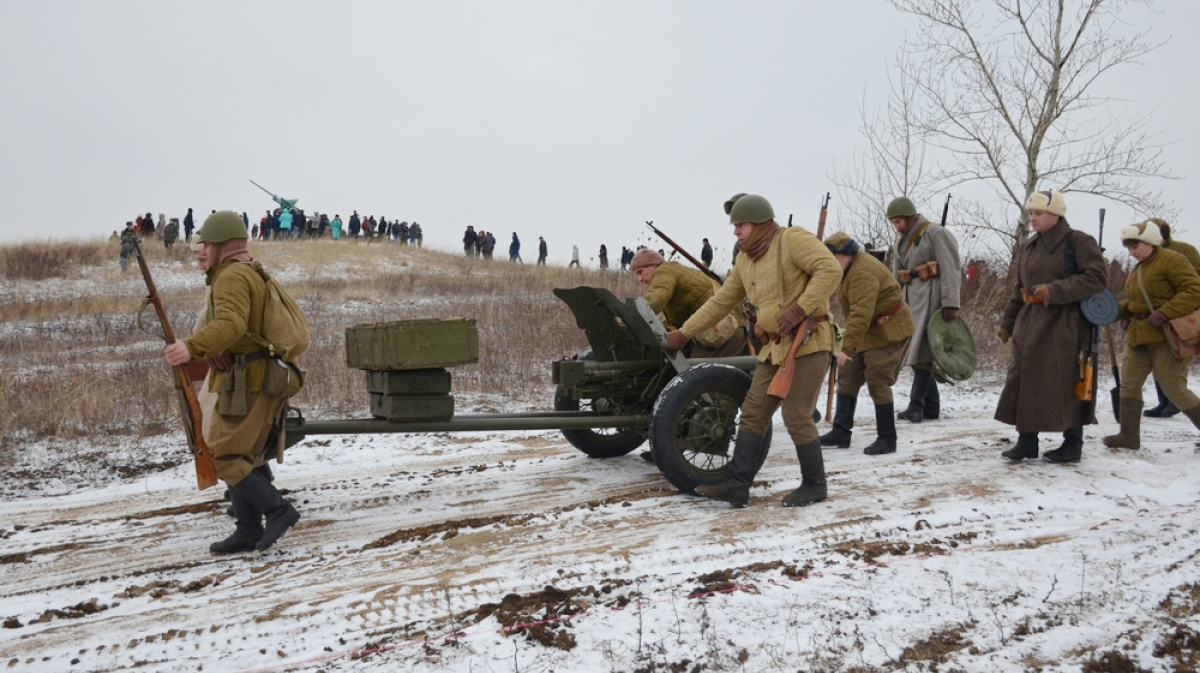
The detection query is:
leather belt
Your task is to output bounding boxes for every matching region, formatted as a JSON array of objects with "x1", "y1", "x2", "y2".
[{"x1": 871, "y1": 301, "x2": 905, "y2": 326}]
